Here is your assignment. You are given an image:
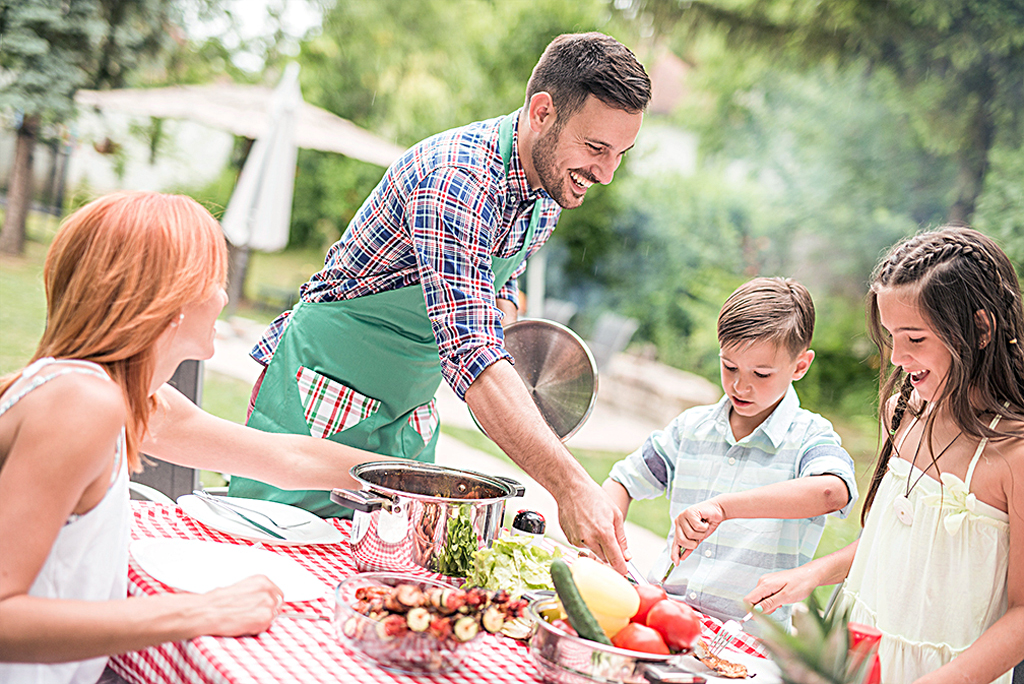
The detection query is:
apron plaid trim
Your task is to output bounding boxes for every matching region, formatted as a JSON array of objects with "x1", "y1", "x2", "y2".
[
  {"x1": 296, "y1": 366, "x2": 380, "y2": 439},
  {"x1": 406, "y1": 399, "x2": 439, "y2": 444}
]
